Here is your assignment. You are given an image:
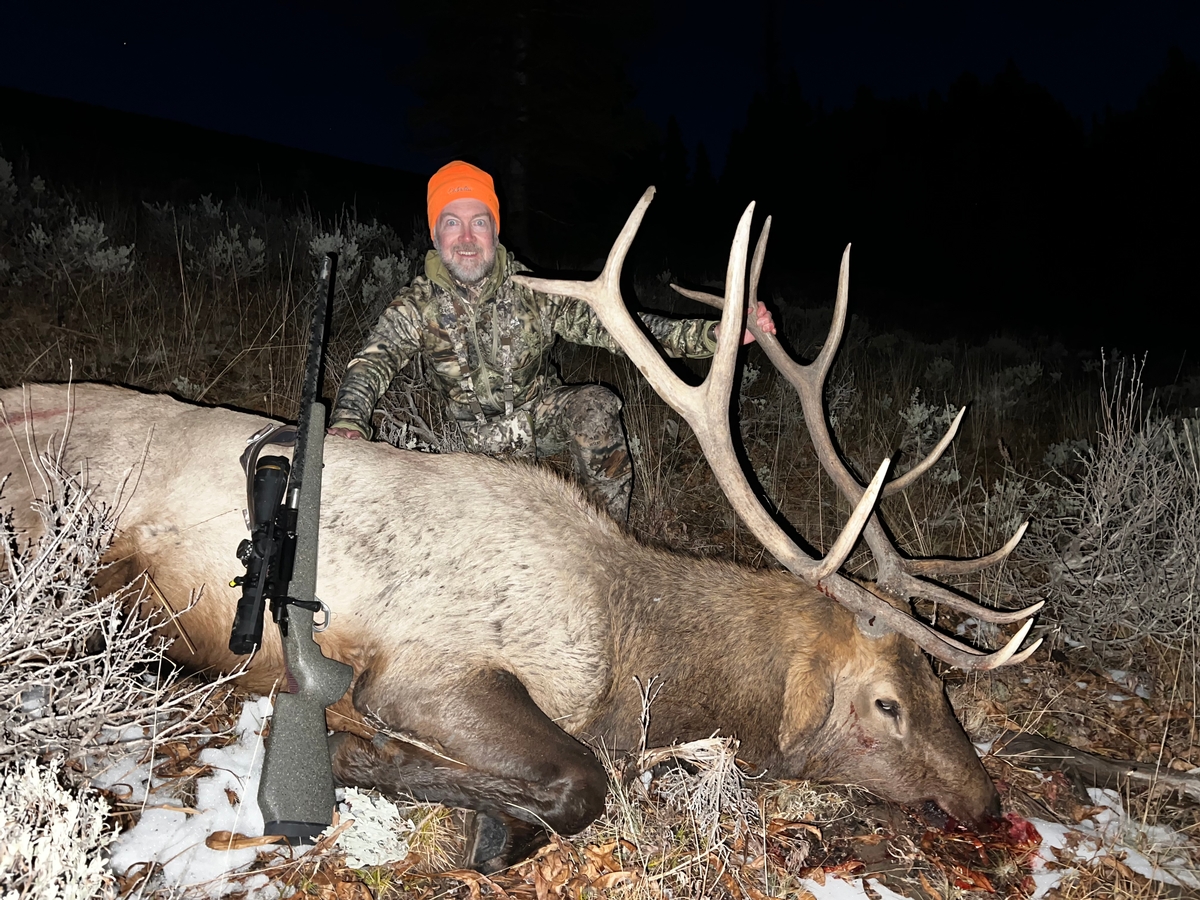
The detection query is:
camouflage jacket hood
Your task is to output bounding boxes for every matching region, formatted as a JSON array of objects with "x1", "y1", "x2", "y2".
[{"x1": 330, "y1": 246, "x2": 718, "y2": 435}]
